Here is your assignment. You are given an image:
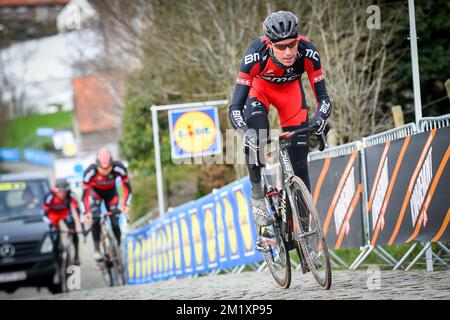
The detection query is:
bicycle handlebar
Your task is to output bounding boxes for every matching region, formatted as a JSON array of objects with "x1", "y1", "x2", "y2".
[
  {"x1": 262, "y1": 125, "x2": 329, "y2": 151},
  {"x1": 48, "y1": 228, "x2": 83, "y2": 235},
  {"x1": 81, "y1": 210, "x2": 129, "y2": 236}
]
